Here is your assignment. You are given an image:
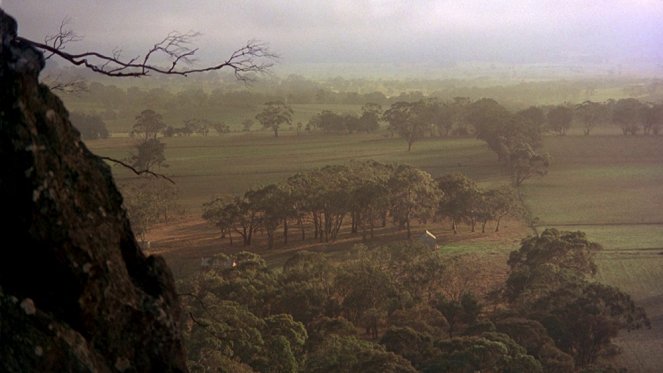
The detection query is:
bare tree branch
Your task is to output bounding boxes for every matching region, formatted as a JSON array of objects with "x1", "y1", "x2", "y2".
[
  {"x1": 41, "y1": 72, "x2": 87, "y2": 93},
  {"x1": 99, "y1": 156, "x2": 175, "y2": 184},
  {"x1": 42, "y1": 17, "x2": 82, "y2": 61},
  {"x1": 21, "y1": 27, "x2": 277, "y2": 80}
]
